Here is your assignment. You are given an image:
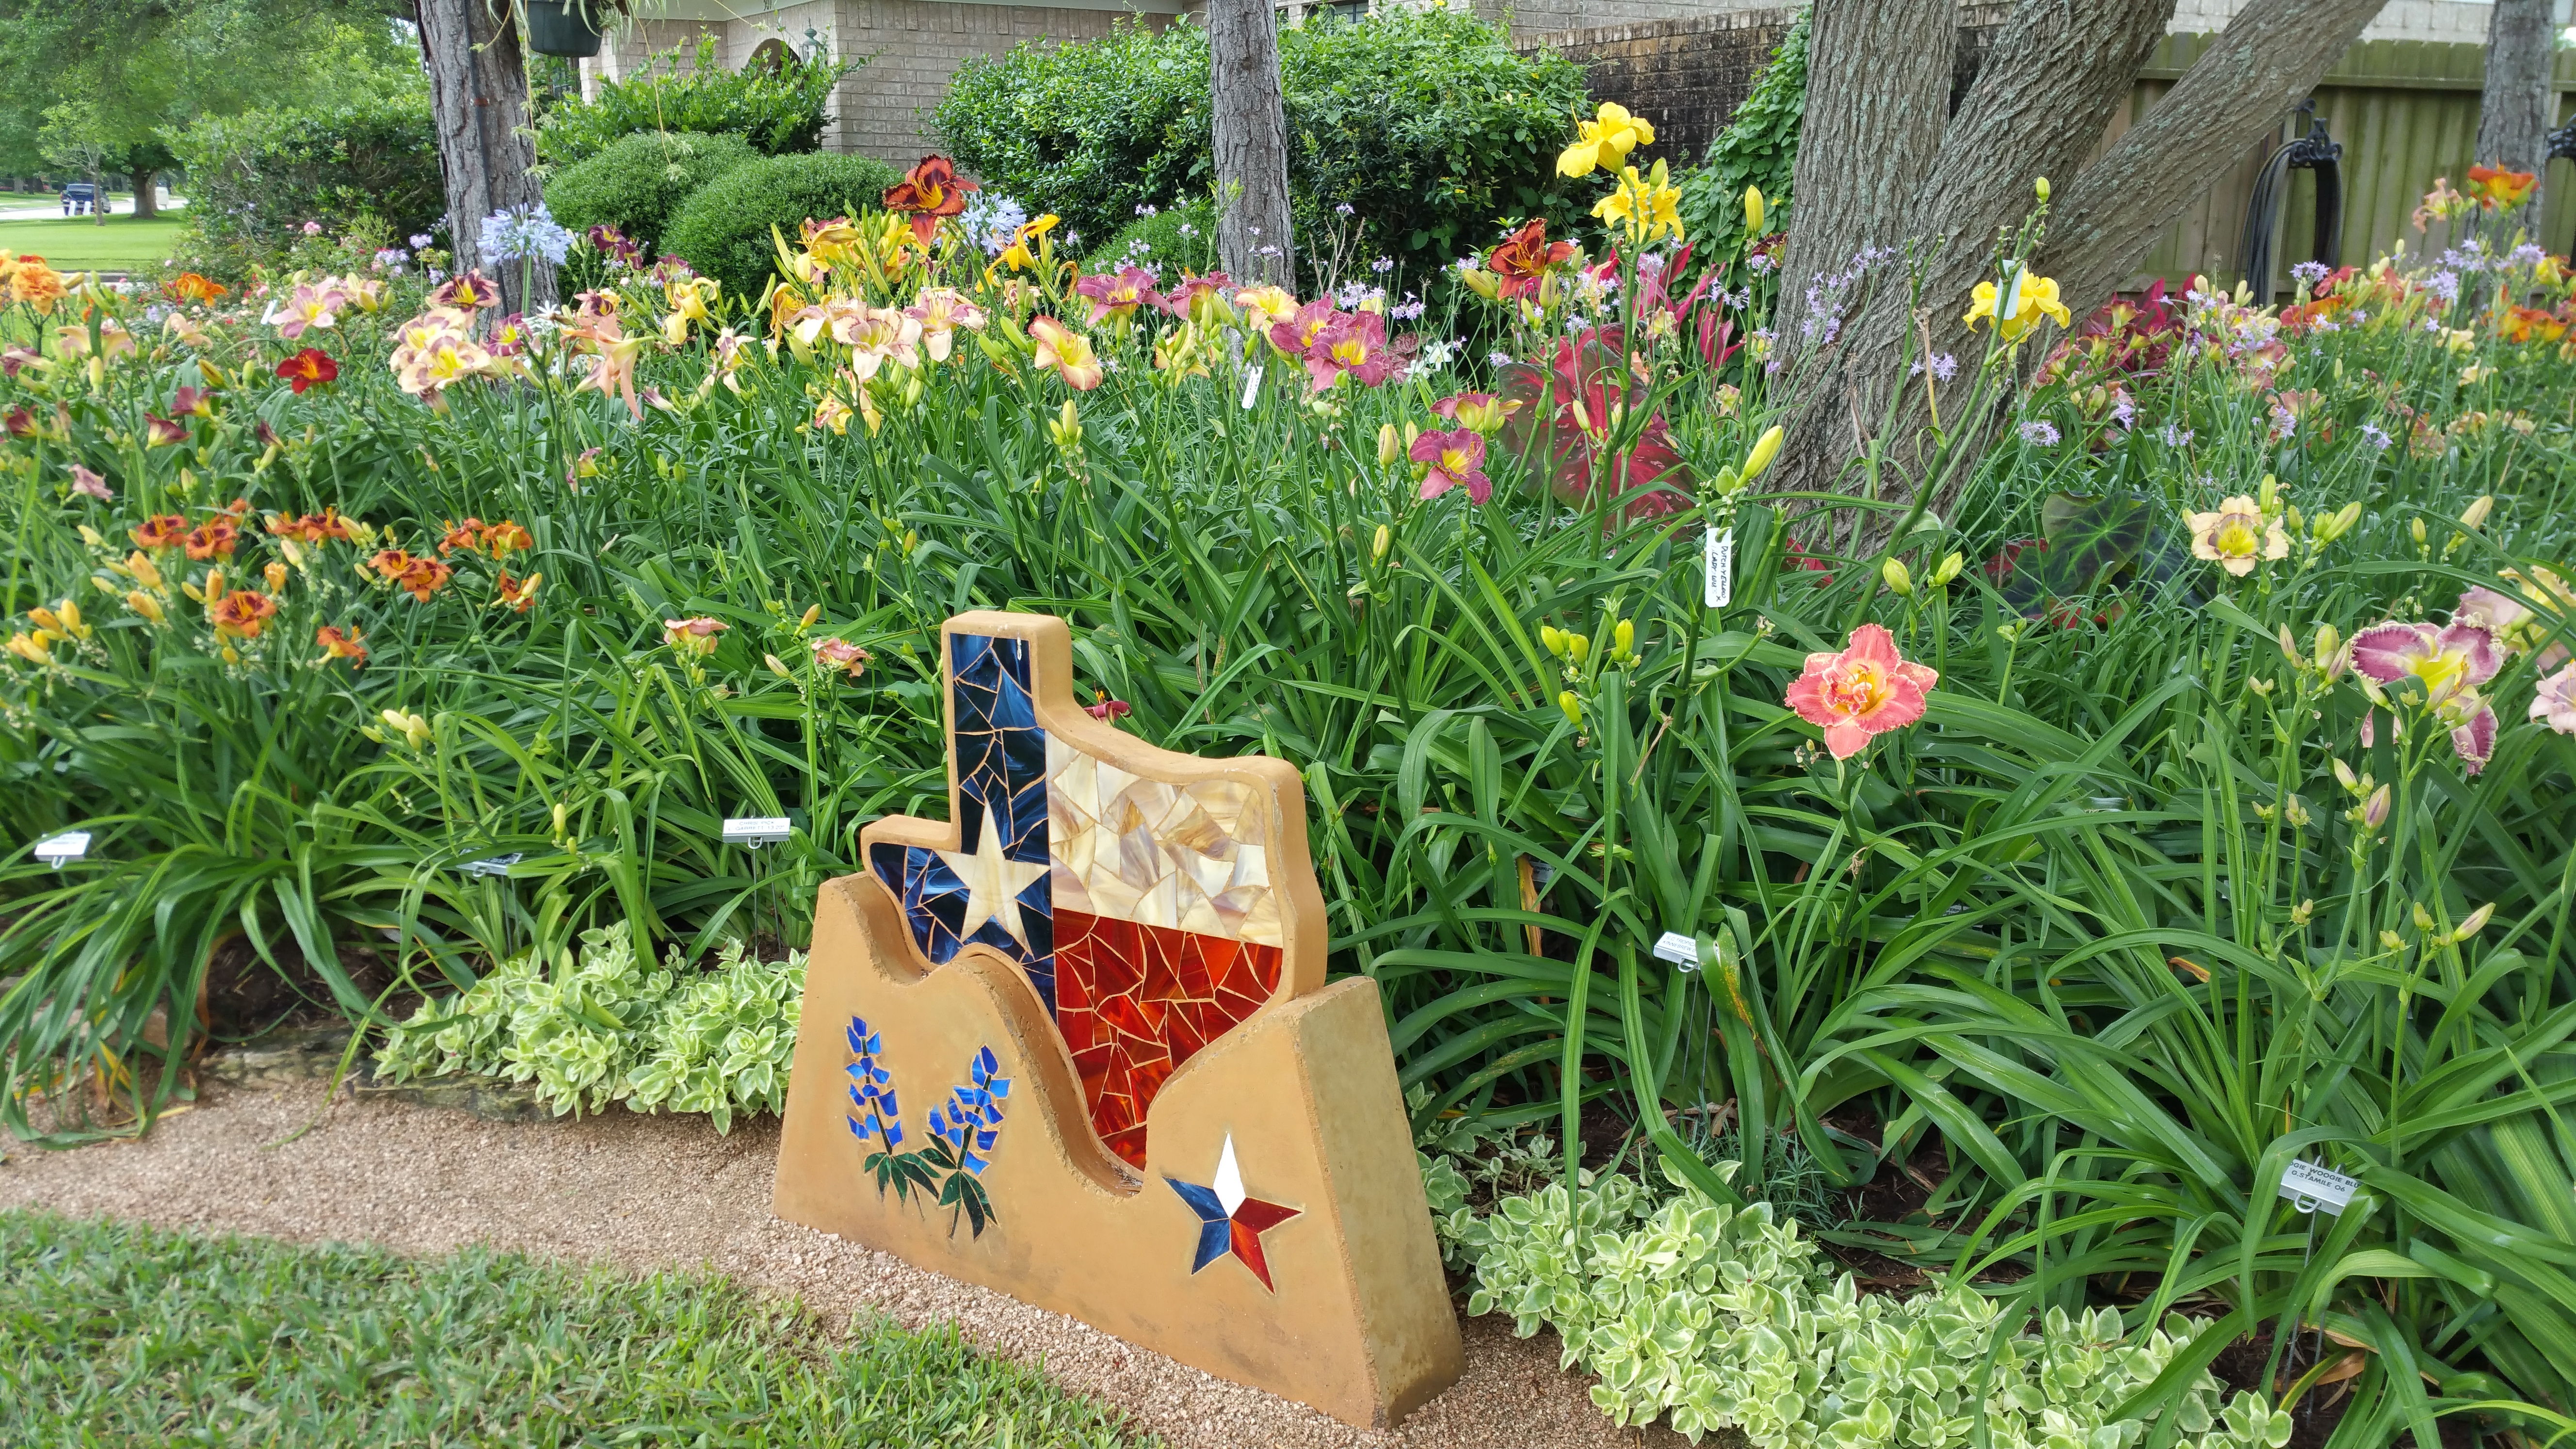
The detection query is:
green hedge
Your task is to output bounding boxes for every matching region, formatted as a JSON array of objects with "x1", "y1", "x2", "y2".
[
  {"x1": 164, "y1": 97, "x2": 445, "y2": 257},
  {"x1": 544, "y1": 130, "x2": 758, "y2": 255},
  {"x1": 662, "y1": 151, "x2": 901, "y2": 301},
  {"x1": 538, "y1": 37, "x2": 858, "y2": 166},
  {"x1": 936, "y1": 9, "x2": 1590, "y2": 285}
]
